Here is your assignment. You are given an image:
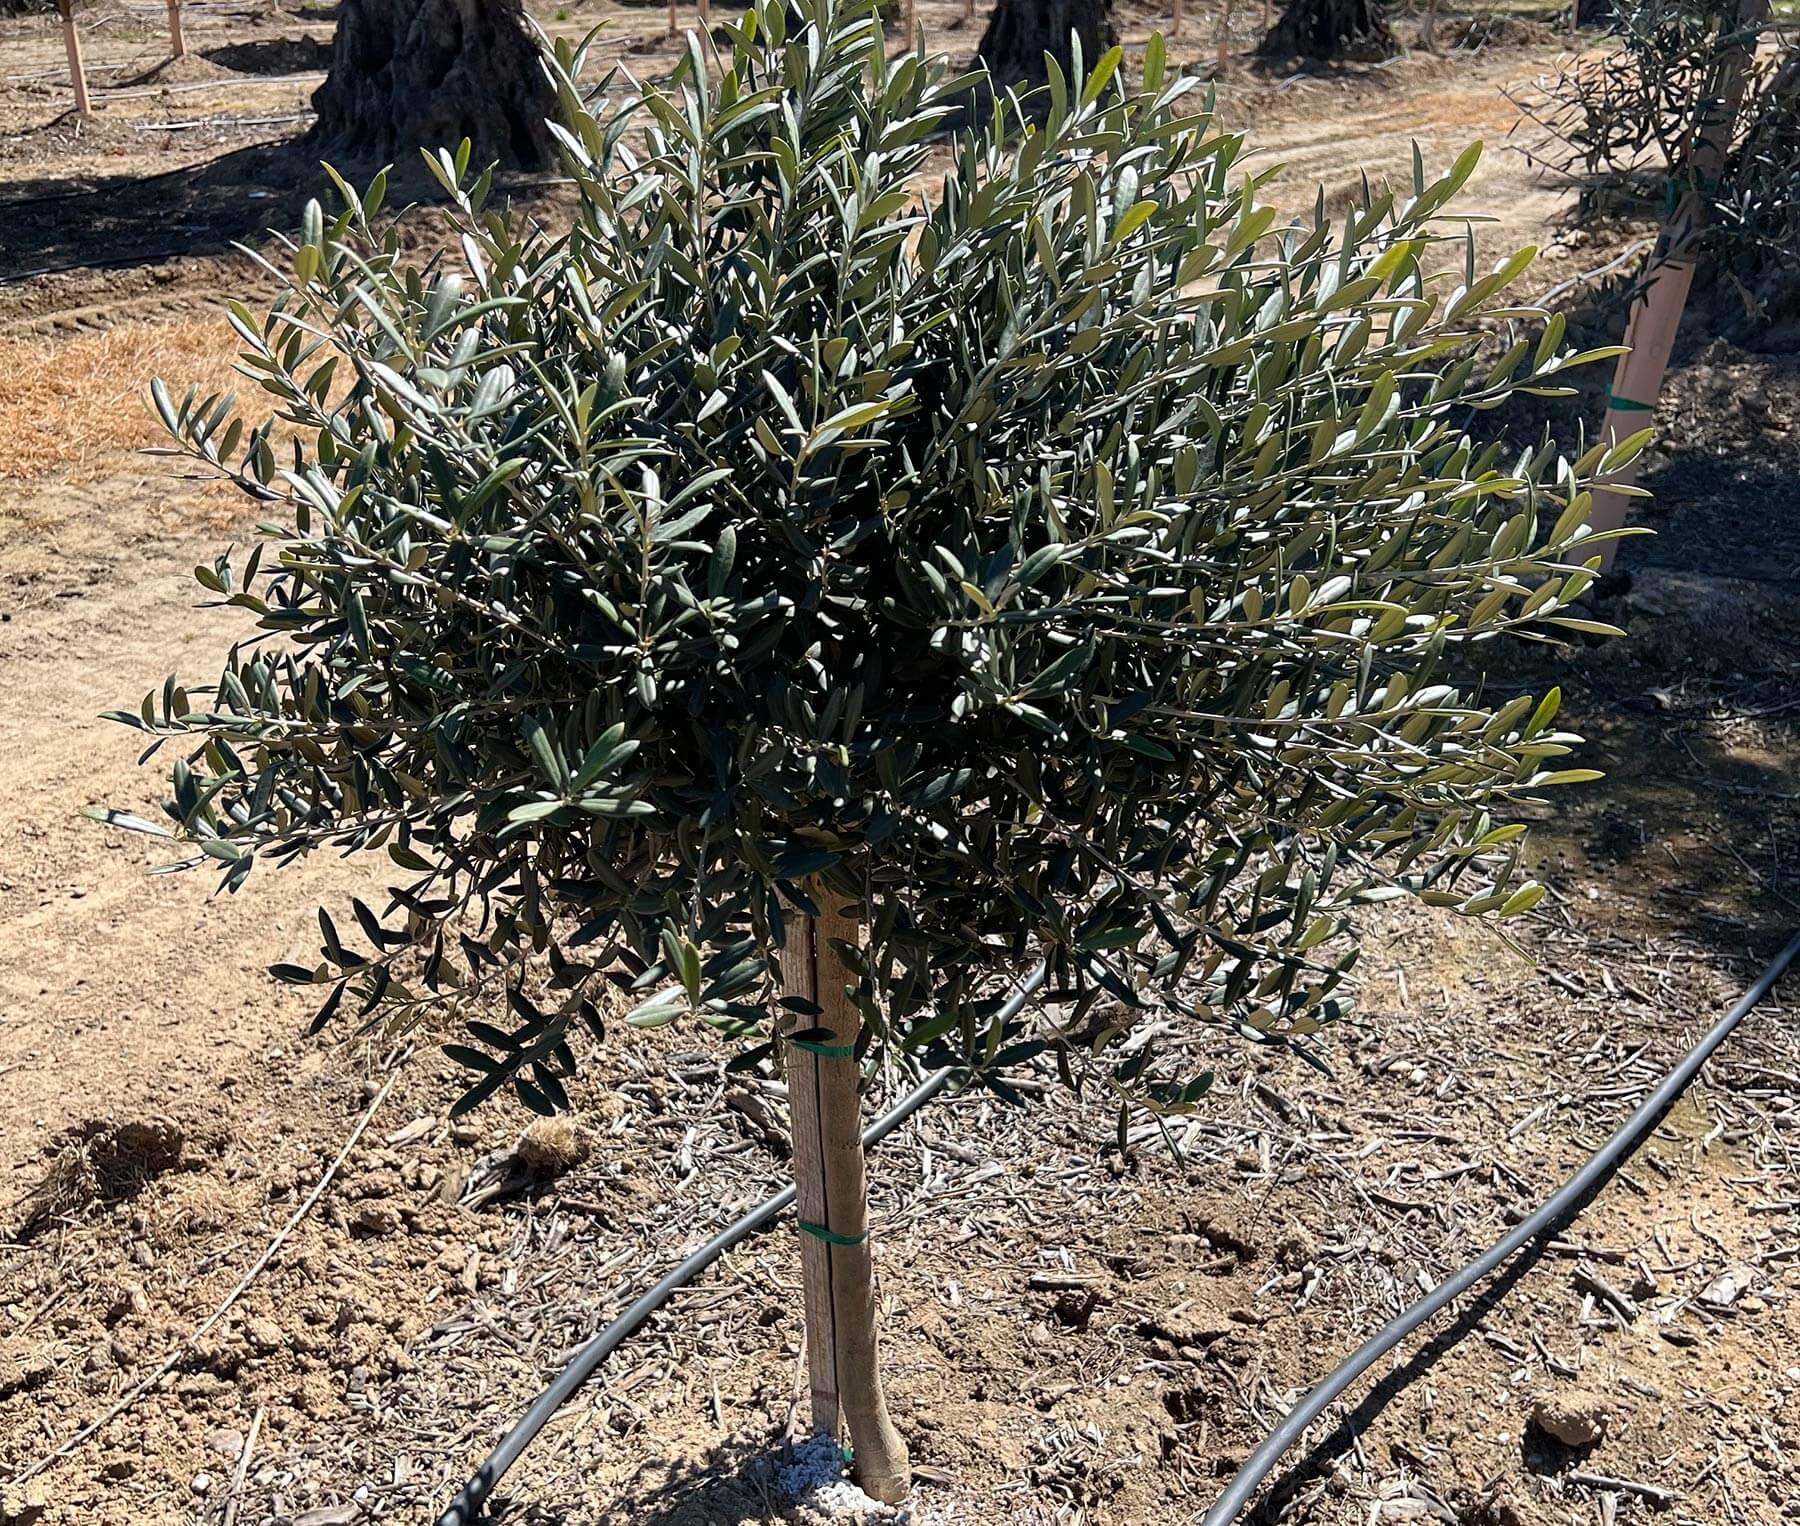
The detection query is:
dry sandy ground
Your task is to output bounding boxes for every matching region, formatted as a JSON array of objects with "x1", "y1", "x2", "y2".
[{"x1": 3, "y1": 5, "x2": 1800, "y2": 1526}]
